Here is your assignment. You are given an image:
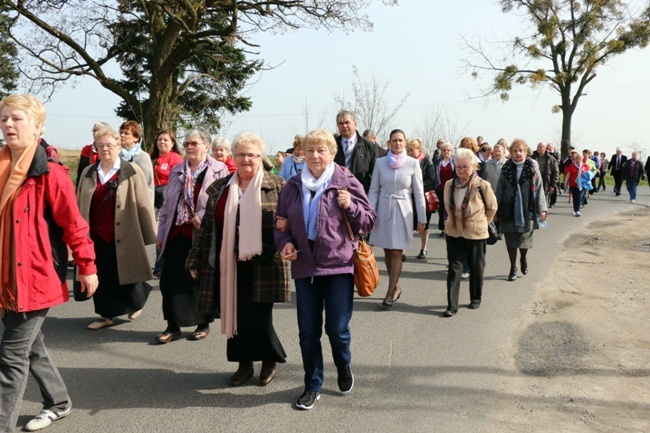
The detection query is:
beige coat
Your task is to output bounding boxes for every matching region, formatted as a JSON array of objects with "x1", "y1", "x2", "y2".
[
  {"x1": 77, "y1": 160, "x2": 157, "y2": 285},
  {"x1": 443, "y1": 176, "x2": 497, "y2": 240}
]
